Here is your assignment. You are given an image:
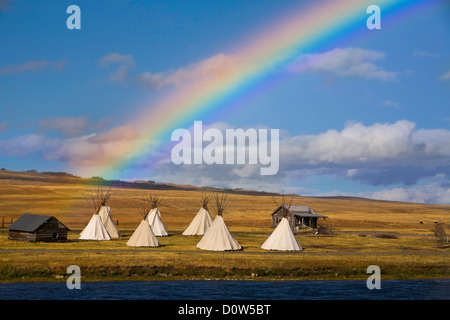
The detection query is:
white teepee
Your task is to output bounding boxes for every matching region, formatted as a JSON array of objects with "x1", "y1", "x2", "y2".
[
  {"x1": 127, "y1": 220, "x2": 160, "y2": 247},
  {"x1": 196, "y1": 215, "x2": 241, "y2": 251},
  {"x1": 127, "y1": 197, "x2": 160, "y2": 247},
  {"x1": 79, "y1": 214, "x2": 111, "y2": 240},
  {"x1": 196, "y1": 193, "x2": 241, "y2": 251},
  {"x1": 79, "y1": 185, "x2": 113, "y2": 240},
  {"x1": 146, "y1": 208, "x2": 169, "y2": 236},
  {"x1": 183, "y1": 207, "x2": 213, "y2": 236},
  {"x1": 98, "y1": 206, "x2": 121, "y2": 238},
  {"x1": 261, "y1": 217, "x2": 302, "y2": 251},
  {"x1": 183, "y1": 195, "x2": 213, "y2": 236}
]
